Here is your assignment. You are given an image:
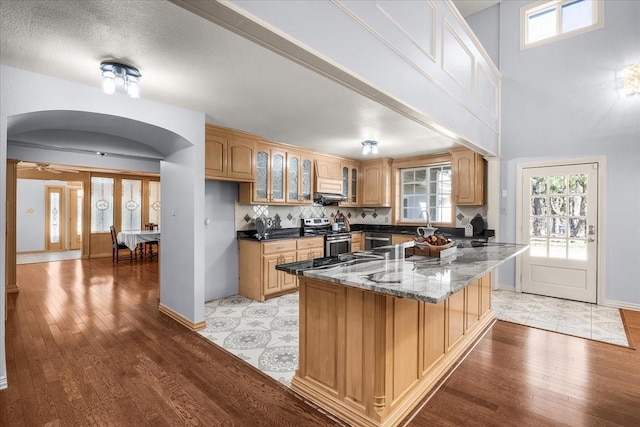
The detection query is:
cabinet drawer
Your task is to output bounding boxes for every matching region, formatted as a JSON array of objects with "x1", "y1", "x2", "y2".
[
  {"x1": 297, "y1": 237, "x2": 324, "y2": 250},
  {"x1": 263, "y1": 240, "x2": 297, "y2": 254}
]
